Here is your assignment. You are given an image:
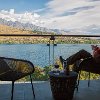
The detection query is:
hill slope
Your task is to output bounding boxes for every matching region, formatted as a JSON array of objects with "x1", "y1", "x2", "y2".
[{"x1": 0, "y1": 24, "x2": 32, "y2": 34}]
